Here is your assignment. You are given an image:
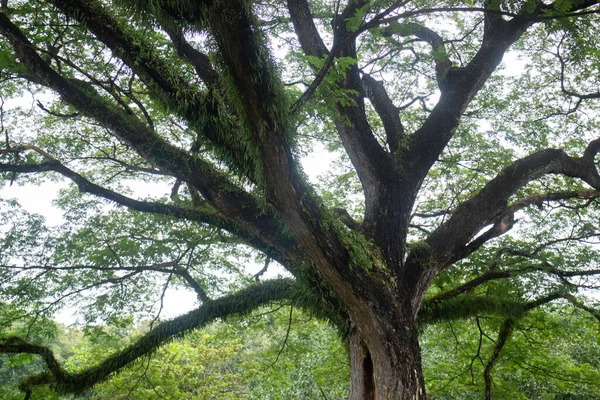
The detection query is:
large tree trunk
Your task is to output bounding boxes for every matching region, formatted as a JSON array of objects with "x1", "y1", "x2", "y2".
[{"x1": 348, "y1": 315, "x2": 426, "y2": 399}]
